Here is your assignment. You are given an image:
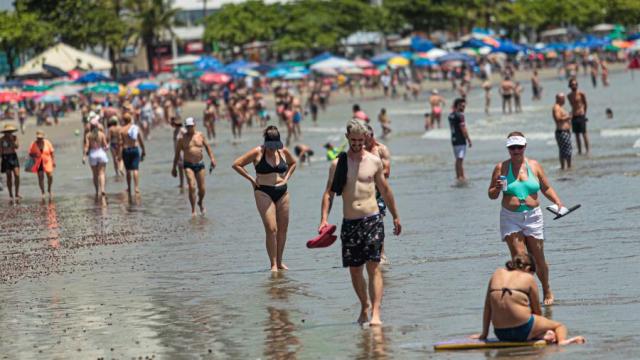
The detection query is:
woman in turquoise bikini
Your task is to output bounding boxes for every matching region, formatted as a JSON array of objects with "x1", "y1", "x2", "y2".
[{"x1": 488, "y1": 132, "x2": 565, "y2": 306}]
